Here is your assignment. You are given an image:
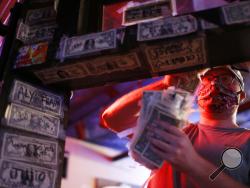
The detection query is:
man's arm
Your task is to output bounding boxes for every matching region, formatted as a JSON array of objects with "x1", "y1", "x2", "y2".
[{"x1": 101, "y1": 77, "x2": 169, "y2": 133}]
